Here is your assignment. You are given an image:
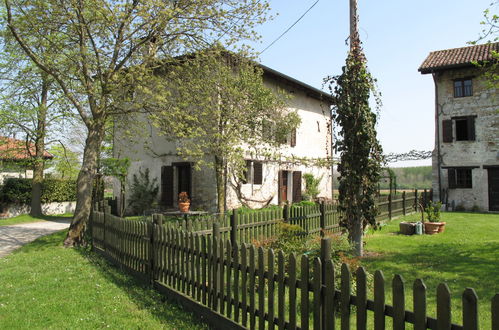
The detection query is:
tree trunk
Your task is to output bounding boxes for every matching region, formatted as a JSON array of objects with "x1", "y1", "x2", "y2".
[
  {"x1": 29, "y1": 75, "x2": 49, "y2": 217},
  {"x1": 64, "y1": 120, "x2": 105, "y2": 246},
  {"x1": 349, "y1": 217, "x2": 363, "y2": 256},
  {"x1": 214, "y1": 156, "x2": 226, "y2": 214}
]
